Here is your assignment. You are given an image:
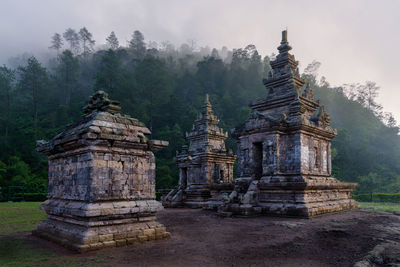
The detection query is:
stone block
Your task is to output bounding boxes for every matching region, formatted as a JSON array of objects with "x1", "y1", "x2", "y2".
[
  {"x1": 138, "y1": 235, "x2": 148, "y2": 242},
  {"x1": 102, "y1": 240, "x2": 116, "y2": 248},
  {"x1": 127, "y1": 237, "x2": 138, "y2": 244},
  {"x1": 115, "y1": 239, "x2": 127, "y2": 247},
  {"x1": 99, "y1": 234, "x2": 113, "y2": 242},
  {"x1": 113, "y1": 232, "x2": 127, "y2": 240}
]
